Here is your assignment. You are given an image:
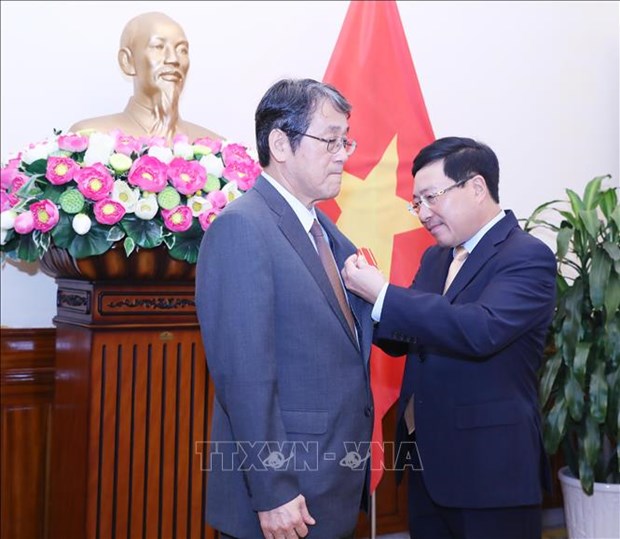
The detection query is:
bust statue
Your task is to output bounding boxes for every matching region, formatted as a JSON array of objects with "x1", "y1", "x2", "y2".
[{"x1": 69, "y1": 12, "x2": 221, "y2": 142}]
